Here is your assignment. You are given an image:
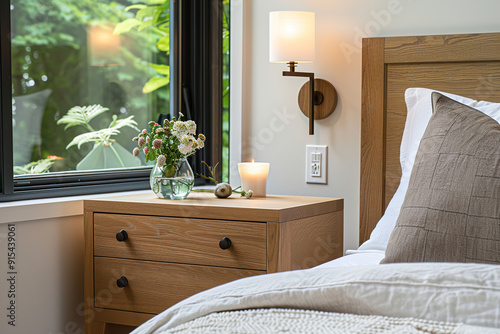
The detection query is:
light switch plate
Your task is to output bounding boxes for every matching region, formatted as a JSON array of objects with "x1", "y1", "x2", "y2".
[{"x1": 306, "y1": 145, "x2": 327, "y2": 184}]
